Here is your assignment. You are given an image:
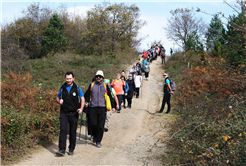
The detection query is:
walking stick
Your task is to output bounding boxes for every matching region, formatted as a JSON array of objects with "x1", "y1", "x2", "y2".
[
  {"x1": 79, "y1": 111, "x2": 83, "y2": 140},
  {"x1": 85, "y1": 108, "x2": 88, "y2": 145}
]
